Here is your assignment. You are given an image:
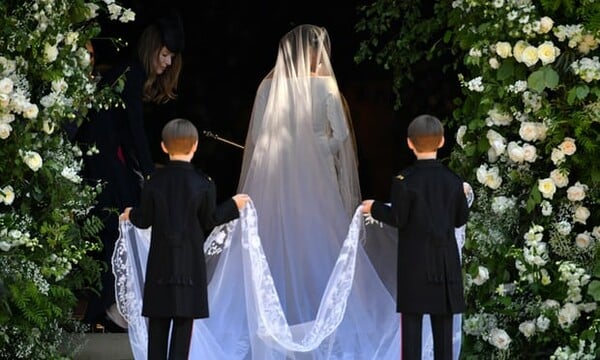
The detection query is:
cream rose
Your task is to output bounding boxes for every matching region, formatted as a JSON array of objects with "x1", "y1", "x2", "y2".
[
  {"x1": 22, "y1": 150, "x2": 43, "y2": 171},
  {"x1": 550, "y1": 169, "x2": 569, "y2": 188},
  {"x1": 513, "y1": 40, "x2": 529, "y2": 63},
  {"x1": 22, "y1": 103, "x2": 39, "y2": 119},
  {"x1": 566, "y1": 182, "x2": 587, "y2": 202},
  {"x1": 0, "y1": 123, "x2": 11, "y2": 139},
  {"x1": 1, "y1": 185, "x2": 14, "y2": 205},
  {"x1": 558, "y1": 137, "x2": 576, "y2": 155},
  {"x1": 522, "y1": 143, "x2": 537, "y2": 162},
  {"x1": 539, "y1": 16, "x2": 554, "y2": 33},
  {"x1": 495, "y1": 41, "x2": 513, "y2": 58},
  {"x1": 551, "y1": 148, "x2": 566, "y2": 165},
  {"x1": 43, "y1": 43, "x2": 59, "y2": 63},
  {"x1": 0, "y1": 93, "x2": 9, "y2": 108},
  {"x1": 538, "y1": 178, "x2": 556, "y2": 199},
  {"x1": 489, "y1": 57, "x2": 500, "y2": 69},
  {"x1": 537, "y1": 41, "x2": 559, "y2": 65},
  {"x1": 507, "y1": 142, "x2": 524, "y2": 163},
  {"x1": 521, "y1": 45, "x2": 539, "y2": 67},
  {"x1": 0, "y1": 77, "x2": 14, "y2": 94},
  {"x1": 518, "y1": 321, "x2": 536, "y2": 338},
  {"x1": 592, "y1": 226, "x2": 600, "y2": 240},
  {"x1": 575, "y1": 232, "x2": 593, "y2": 249},
  {"x1": 573, "y1": 206, "x2": 590, "y2": 224}
]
